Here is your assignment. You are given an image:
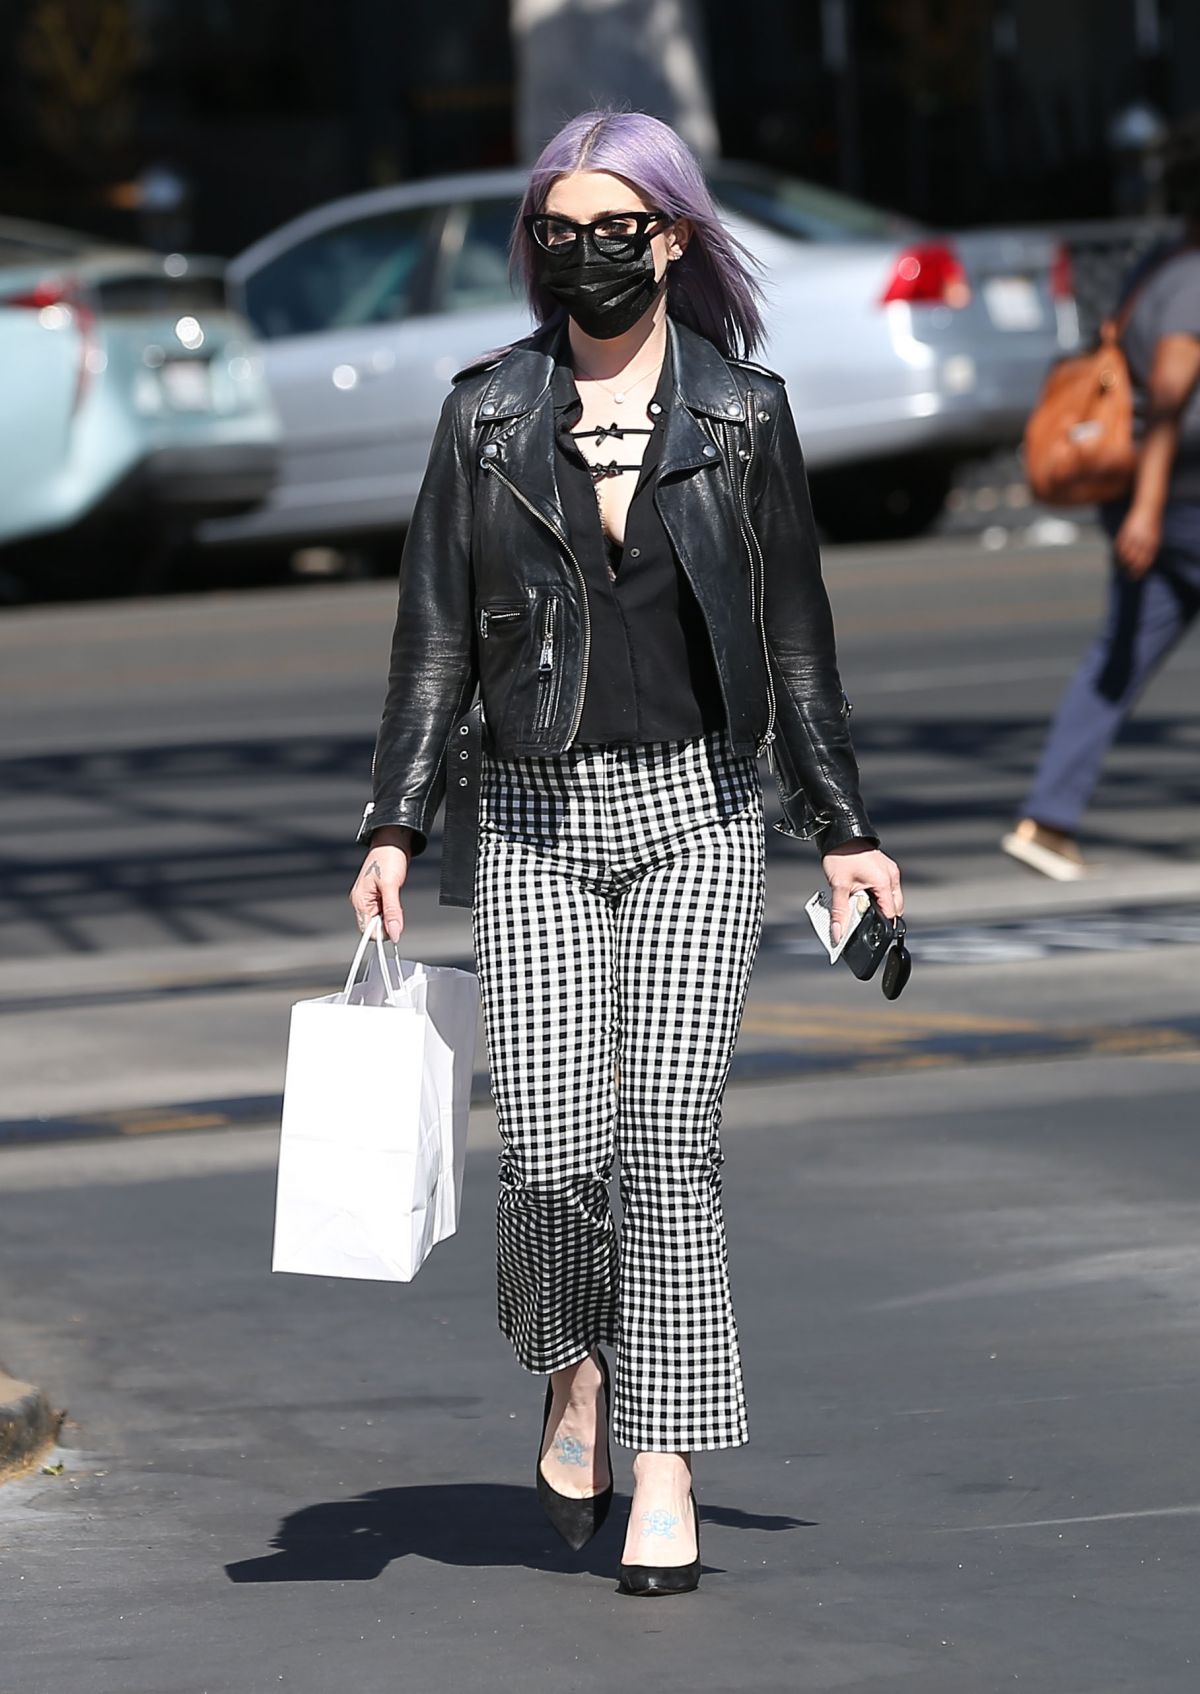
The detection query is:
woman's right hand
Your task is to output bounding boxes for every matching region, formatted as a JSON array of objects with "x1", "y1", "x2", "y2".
[{"x1": 348, "y1": 827, "x2": 415, "y2": 941}]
